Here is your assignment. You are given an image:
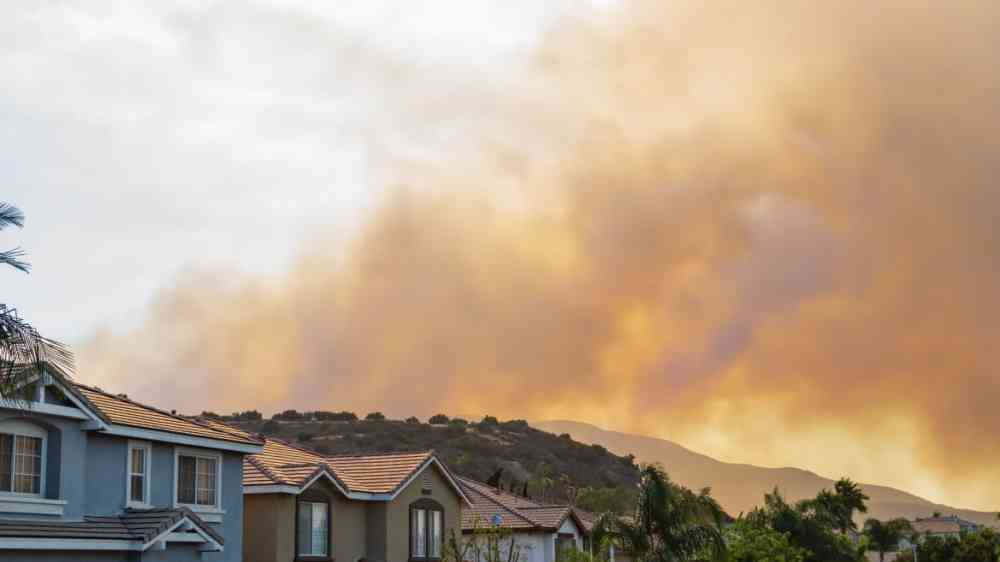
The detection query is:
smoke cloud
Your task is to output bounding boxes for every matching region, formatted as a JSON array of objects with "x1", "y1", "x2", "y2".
[{"x1": 80, "y1": 0, "x2": 1000, "y2": 510}]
